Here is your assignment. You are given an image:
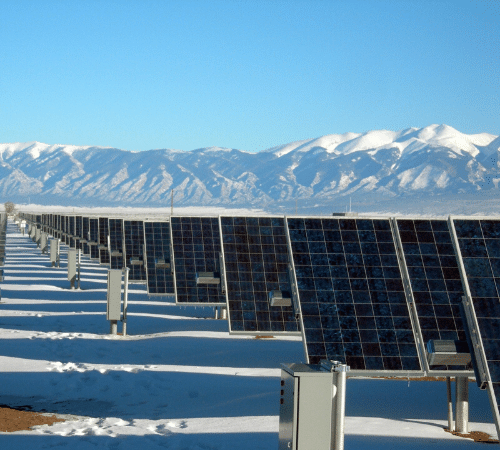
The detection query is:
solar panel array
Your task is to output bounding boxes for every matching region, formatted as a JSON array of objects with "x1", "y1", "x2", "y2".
[
  {"x1": 144, "y1": 221, "x2": 175, "y2": 295},
  {"x1": 396, "y1": 219, "x2": 468, "y2": 372},
  {"x1": 123, "y1": 220, "x2": 146, "y2": 282},
  {"x1": 108, "y1": 219, "x2": 124, "y2": 269},
  {"x1": 287, "y1": 217, "x2": 420, "y2": 372},
  {"x1": 220, "y1": 216, "x2": 300, "y2": 334},
  {"x1": 171, "y1": 217, "x2": 226, "y2": 305},
  {"x1": 451, "y1": 218, "x2": 500, "y2": 435},
  {"x1": 99, "y1": 217, "x2": 110, "y2": 265},
  {"x1": 89, "y1": 218, "x2": 99, "y2": 259}
]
